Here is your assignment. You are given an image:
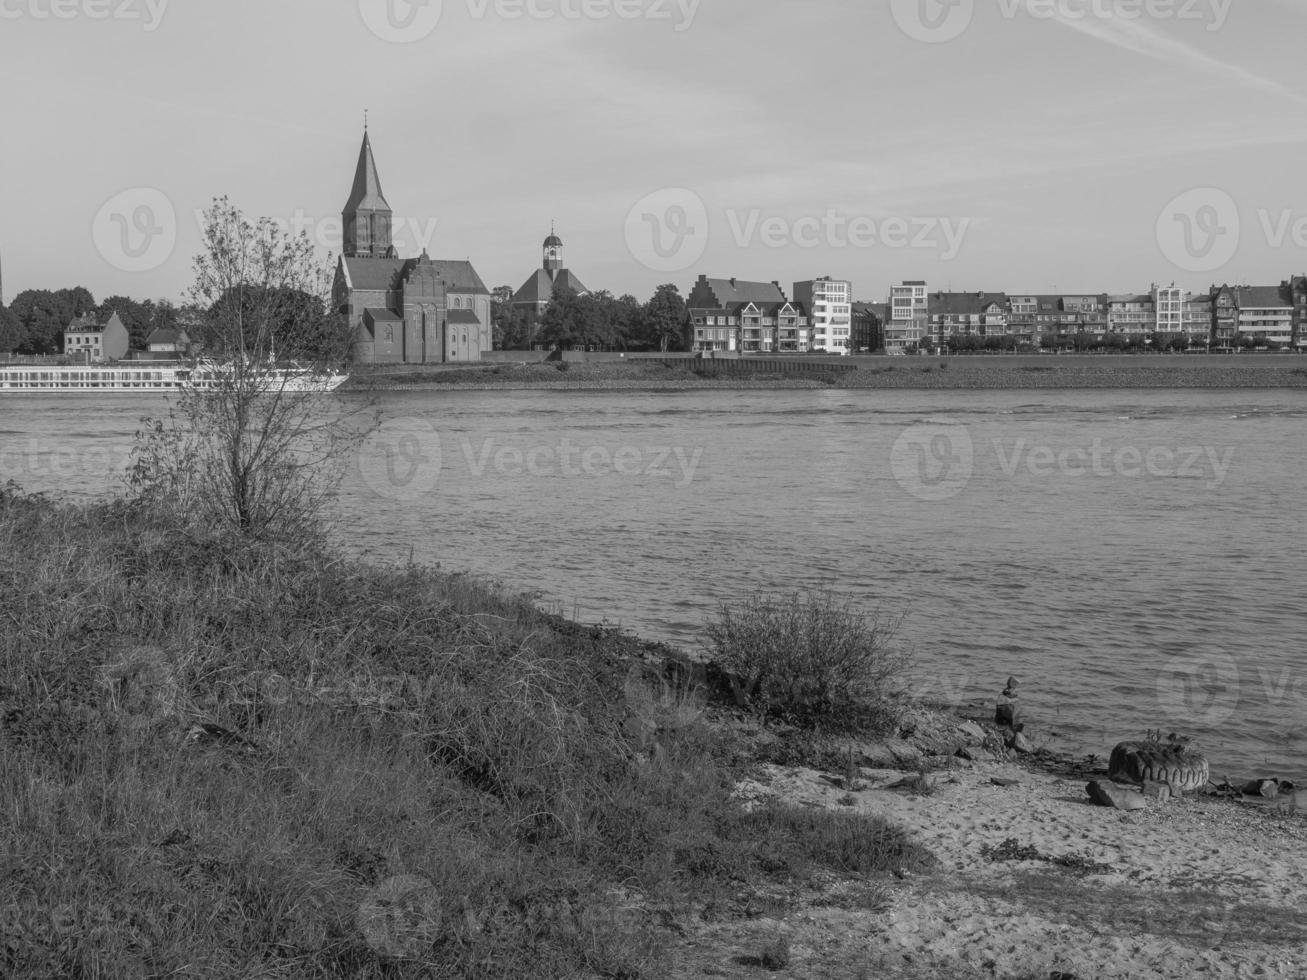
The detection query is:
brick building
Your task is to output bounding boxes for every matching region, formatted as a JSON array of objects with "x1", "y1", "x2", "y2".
[{"x1": 331, "y1": 130, "x2": 491, "y2": 364}]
